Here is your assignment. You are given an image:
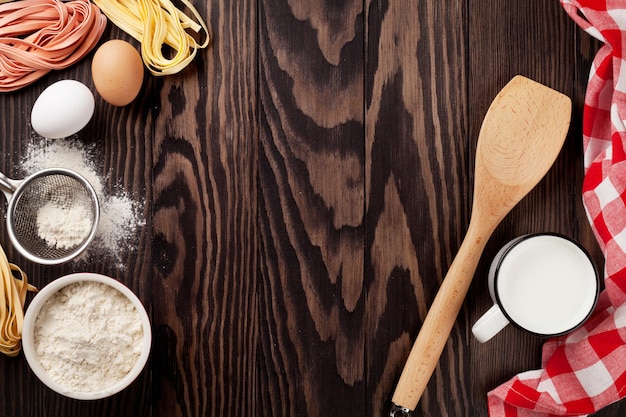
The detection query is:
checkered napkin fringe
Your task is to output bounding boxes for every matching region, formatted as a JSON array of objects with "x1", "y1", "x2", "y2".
[{"x1": 487, "y1": 1, "x2": 626, "y2": 416}]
